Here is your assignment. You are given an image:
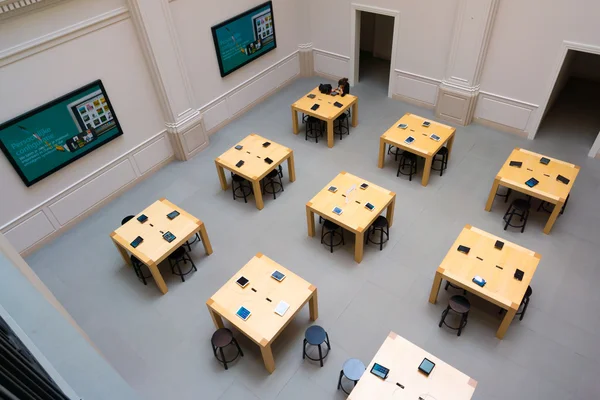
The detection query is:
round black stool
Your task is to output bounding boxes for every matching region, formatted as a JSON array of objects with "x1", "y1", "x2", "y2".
[
  {"x1": 334, "y1": 113, "x2": 349, "y2": 140},
  {"x1": 503, "y1": 198, "x2": 531, "y2": 233},
  {"x1": 262, "y1": 169, "x2": 284, "y2": 200},
  {"x1": 303, "y1": 325, "x2": 331, "y2": 367},
  {"x1": 500, "y1": 285, "x2": 532, "y2": 321},
  {"x1": 211, "y1": 328, "x2": 243, "y2": 370},
  {"x1": 388, "y1": 145, "x2": 402, "y2": 161},
  {"x1": 439, "y1": 295, "x2": 470, "y2": 336},
  {"x1": 337, "y1": 358, "x2": 365, "y2": 395},
  {"x1": 431, "y1": 147, "x2": 448, "y2": 176},
  {"x1": 444, "y1": 281, "x2": 466, "y2": 295},
  {"x1": 365, "y1": 216, "x2": 389, "y2": 251},
  {"x1": 231, "y1": 173, "x2": 253, "y2": 203},
  {"x1": 537, "y1": 194, "x2": 569, "y2": 215},
  {"x1": 121, "y1": 215, "x2": 135, "y2": 225},
  {"x1": 131, "y1": 255, "x2": 152, "y2": 286},
  {"x1": 185, "y1": 232, "x2": 201, "y2": 251},
  {"x1": 306, "y1": 117, "x2": 323, "y2": 143},
  {"x1": 168, "y1": 247, "x2": 196, "y2": 282},
  {"x1": 321, "y1": 220, "x2": 344, "y2": 253},
  {"x1": 495, "y1": 187, "x2": 512, "y2": 203},
  {"x1": 397, "y1": 152, "x2": 418, "y2": 181}
]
